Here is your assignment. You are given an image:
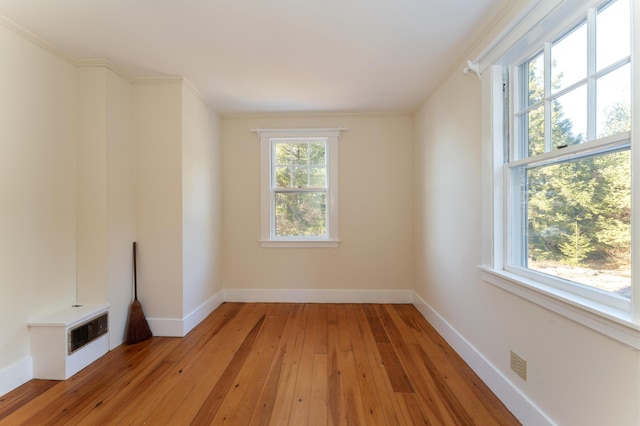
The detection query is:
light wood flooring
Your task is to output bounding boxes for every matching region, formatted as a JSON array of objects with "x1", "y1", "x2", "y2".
[{"x1": 0, "y1": 303, "x2": 519, "y2": 425}]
